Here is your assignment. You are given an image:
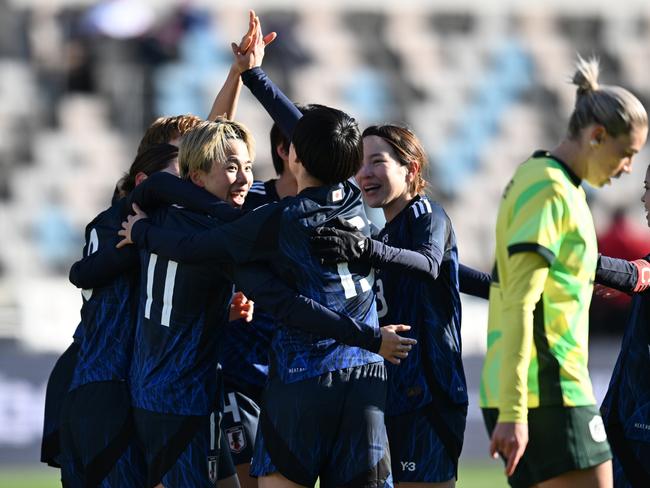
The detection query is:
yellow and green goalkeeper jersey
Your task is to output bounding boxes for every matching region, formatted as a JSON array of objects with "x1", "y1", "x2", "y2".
[{"x1": 480, "y1": 151, "x2": 598, "y2": 417}]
